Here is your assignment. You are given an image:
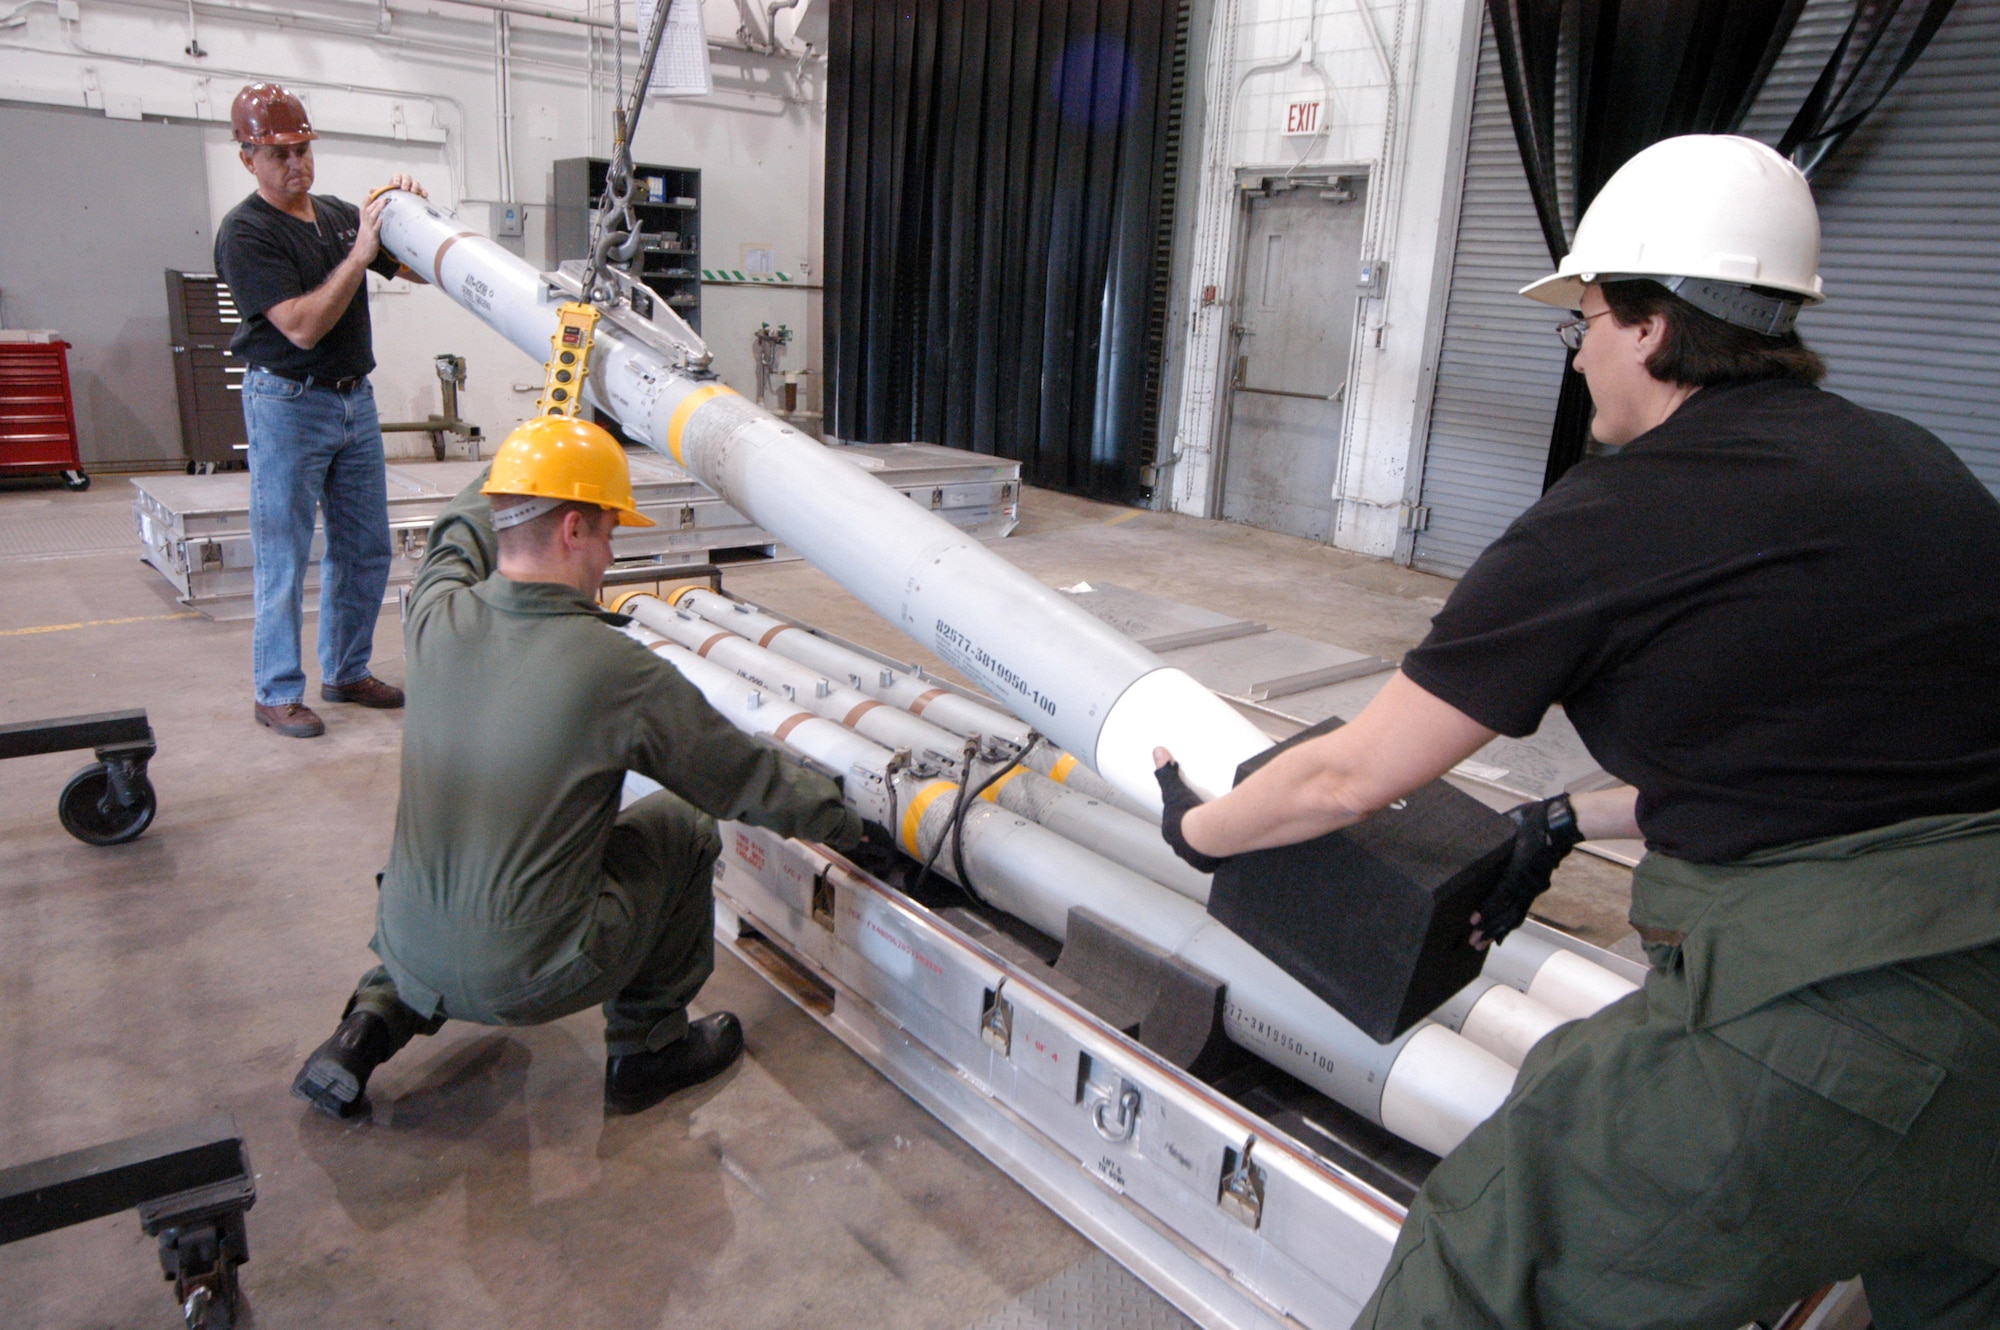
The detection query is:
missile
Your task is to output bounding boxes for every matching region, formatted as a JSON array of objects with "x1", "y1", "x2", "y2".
[
  {"x1": 664, "y1": 584, "x2": 1157, "y2": 820},
  {"x1": 376, "y1": 192, "x2": 1273, "y2": 811},
  {"x1": 615, "y1": 591, "x2": 970, "y2": 773},
  {"x1": 664, "y1": 586, "x2": 1036, "y2": 750},
  {"x1": 624, "y1": 620, "x2": 1517, "y2": 1157},
  {"x1": 617, "y1": 591, "x2": 1206, "y2": 899}
]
